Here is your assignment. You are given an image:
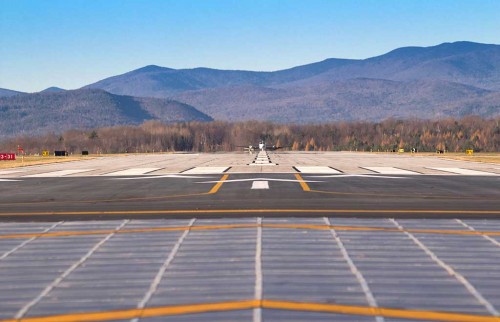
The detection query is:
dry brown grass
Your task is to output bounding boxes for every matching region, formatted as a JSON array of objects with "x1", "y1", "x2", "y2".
[
  {"x1": 0, "y1": 155, "x2": 98, "y2": 169},
  {"x1": 436, "y1": 153, "x2": 500, "y2": 164},
  {"x1": 342, "y1": 151, "x2": 500, "y2": 164},
  {"x1": 0, "y1": 152, "x2": 177, "y2": 169}
]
